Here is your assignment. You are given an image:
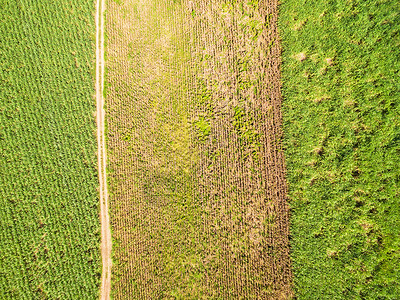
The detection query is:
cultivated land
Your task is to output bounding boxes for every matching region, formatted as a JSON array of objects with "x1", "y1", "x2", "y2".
[
  {"x1": 280, "y1": 0, "x2": 400, "y2": 298},
  {"x1": 1, "y1": 0, "x2": 398, "y2": 298},
  {"x1": 106, "y1": 0, "x2": 292, "y2": 298},
  {"x1": 0, "y1": 0, "x2": 100, "y2": 298}
]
